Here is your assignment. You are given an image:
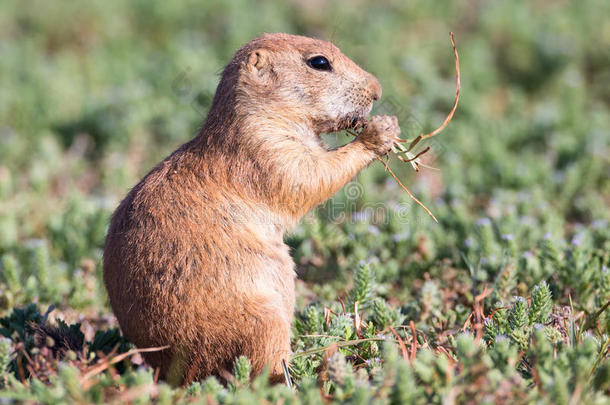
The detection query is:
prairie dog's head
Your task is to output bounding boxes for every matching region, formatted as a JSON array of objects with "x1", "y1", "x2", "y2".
[{"x1": 214, "y1": 33, "x2": 381, "y2": 135}]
